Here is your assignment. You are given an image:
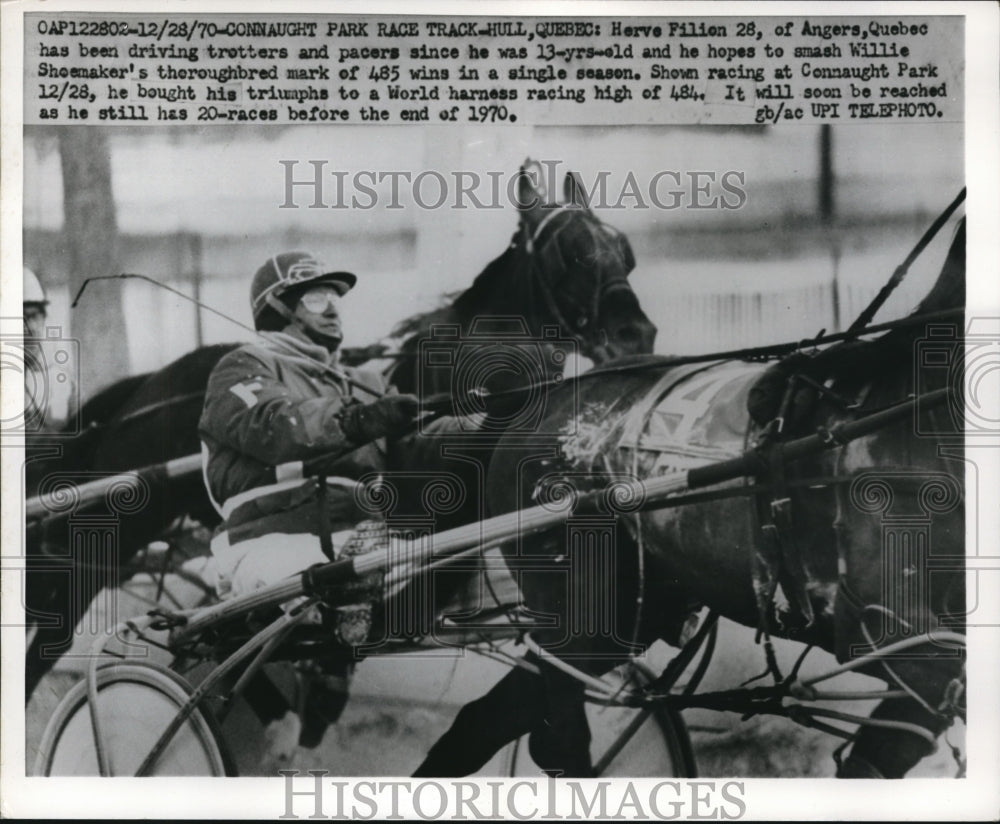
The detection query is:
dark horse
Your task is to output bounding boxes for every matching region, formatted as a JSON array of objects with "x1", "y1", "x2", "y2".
[
  {"x1": 24, "y1": 162, "x2": 656, "y2": 698},
  {"x1": 415, "y1": 216, "x2": 966, "y2": 779}
]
